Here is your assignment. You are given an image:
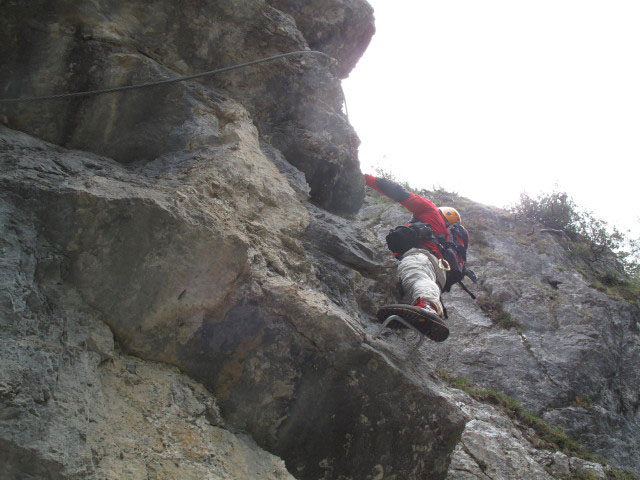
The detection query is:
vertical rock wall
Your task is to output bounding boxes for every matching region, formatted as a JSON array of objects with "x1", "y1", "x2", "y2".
[
  {"x1": 0, "y1": 0, "x2": 368, "y2": 214},
  {"x1": 1, "y1": 2, "x2": 466, "y2": 479}
]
